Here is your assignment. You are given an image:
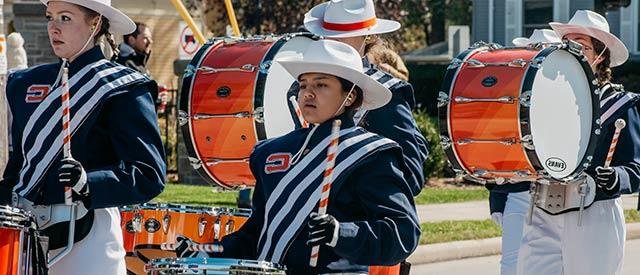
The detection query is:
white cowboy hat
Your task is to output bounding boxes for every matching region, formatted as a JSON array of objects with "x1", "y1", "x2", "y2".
[
  {"x1": 512, "y1": 29, "x2": 561, "y2": 47},
  {"x1": 277, "y1": 40, "x2": 391, "y2": 110},
  {"x1": 549, "y1": 10, "x2": 628, "y2": 67},
  {"x1": 304, "y1": 0, "x2": 400, "y2": 38},
  {"x1": 40, "y1": 0, "x2": 136, "y2": 35}
]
